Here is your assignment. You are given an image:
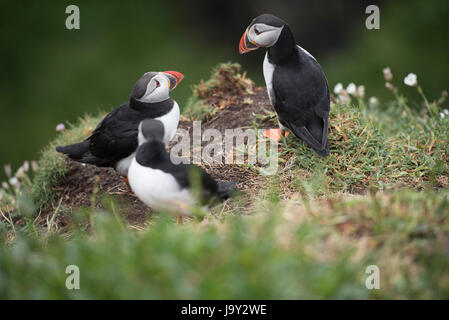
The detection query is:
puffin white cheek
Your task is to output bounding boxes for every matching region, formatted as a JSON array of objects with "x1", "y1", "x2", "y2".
[
  {"x1": 257, "y1": 30, "x2": 282, "y2": 47},
  {"x1": 151, "y1": 86, "x2": 169, "y2": 102}
]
